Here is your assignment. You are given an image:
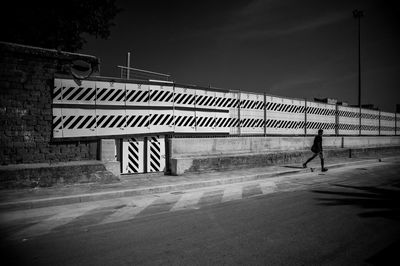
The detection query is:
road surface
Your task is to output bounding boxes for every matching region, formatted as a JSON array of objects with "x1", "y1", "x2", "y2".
[{"x1": 1, "y1": 160, "x2": 400, "y2": 265}]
